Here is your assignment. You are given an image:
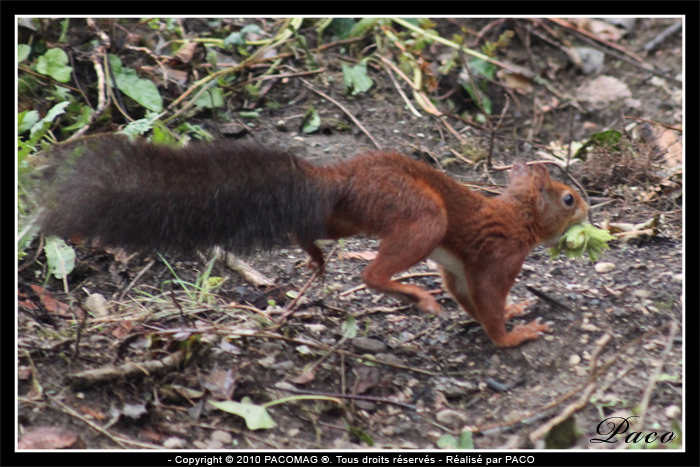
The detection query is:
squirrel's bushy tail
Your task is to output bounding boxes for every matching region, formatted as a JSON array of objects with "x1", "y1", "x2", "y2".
[{"x1": 38, "y1": 135, "x2": 339, "y2": 255}]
